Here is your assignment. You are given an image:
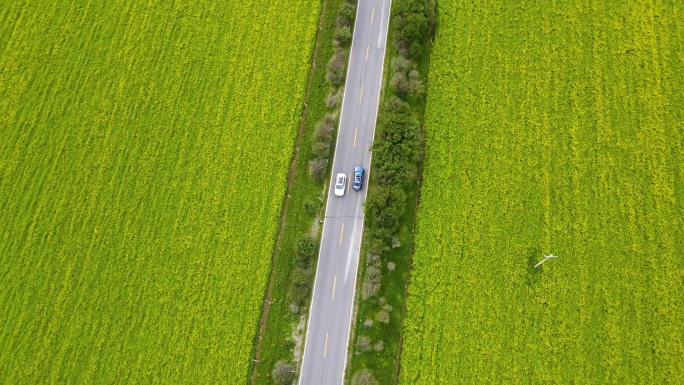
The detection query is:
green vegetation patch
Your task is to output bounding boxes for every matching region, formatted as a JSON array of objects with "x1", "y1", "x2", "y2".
[
  {"x1": 400, "y1": 1, "x2": 684, "y2": 383},
  {"x1": 0, "y1": 0, "x2": 319, "y2": 383}
]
